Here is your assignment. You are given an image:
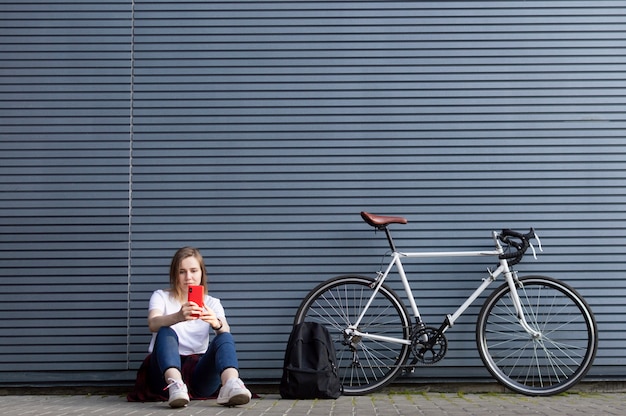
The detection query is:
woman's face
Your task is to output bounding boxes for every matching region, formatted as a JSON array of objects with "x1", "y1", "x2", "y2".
[{"x1": 177, "y1": 255, "x2": 203, "y2": 290}]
